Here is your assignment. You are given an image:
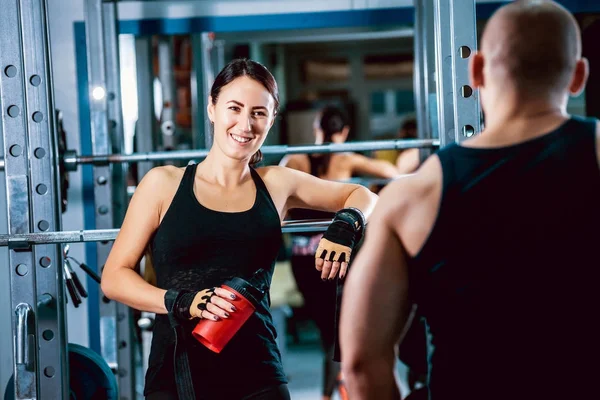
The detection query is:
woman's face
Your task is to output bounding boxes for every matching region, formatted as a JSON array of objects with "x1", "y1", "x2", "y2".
[{"x1": 208, "y1": 76, "x2": 276, "y2": 163}]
